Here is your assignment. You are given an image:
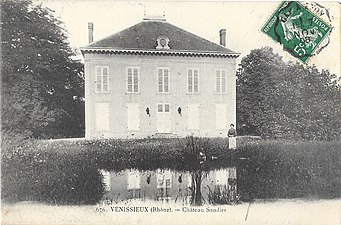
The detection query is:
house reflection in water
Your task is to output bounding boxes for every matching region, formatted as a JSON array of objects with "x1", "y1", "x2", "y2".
[{"x1": 100, "y1": 168, "x2": 237, "y2": 205}]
